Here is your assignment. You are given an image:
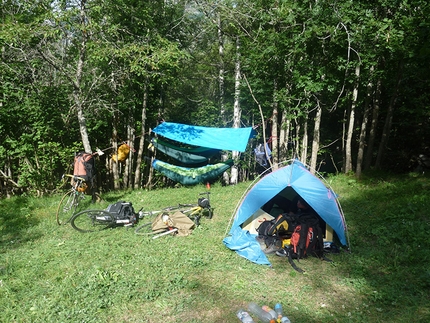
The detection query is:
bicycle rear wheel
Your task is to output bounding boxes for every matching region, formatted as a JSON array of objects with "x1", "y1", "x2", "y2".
[
  {"x1": 70, "y1": 209, "x2": 115, "y2": 233},
  {"x1": 56, "y1": 189, "x2": 79, "y2": 225},
  {"x1": 135, "y1": 221, "x2": 169, "y2": 235}
]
